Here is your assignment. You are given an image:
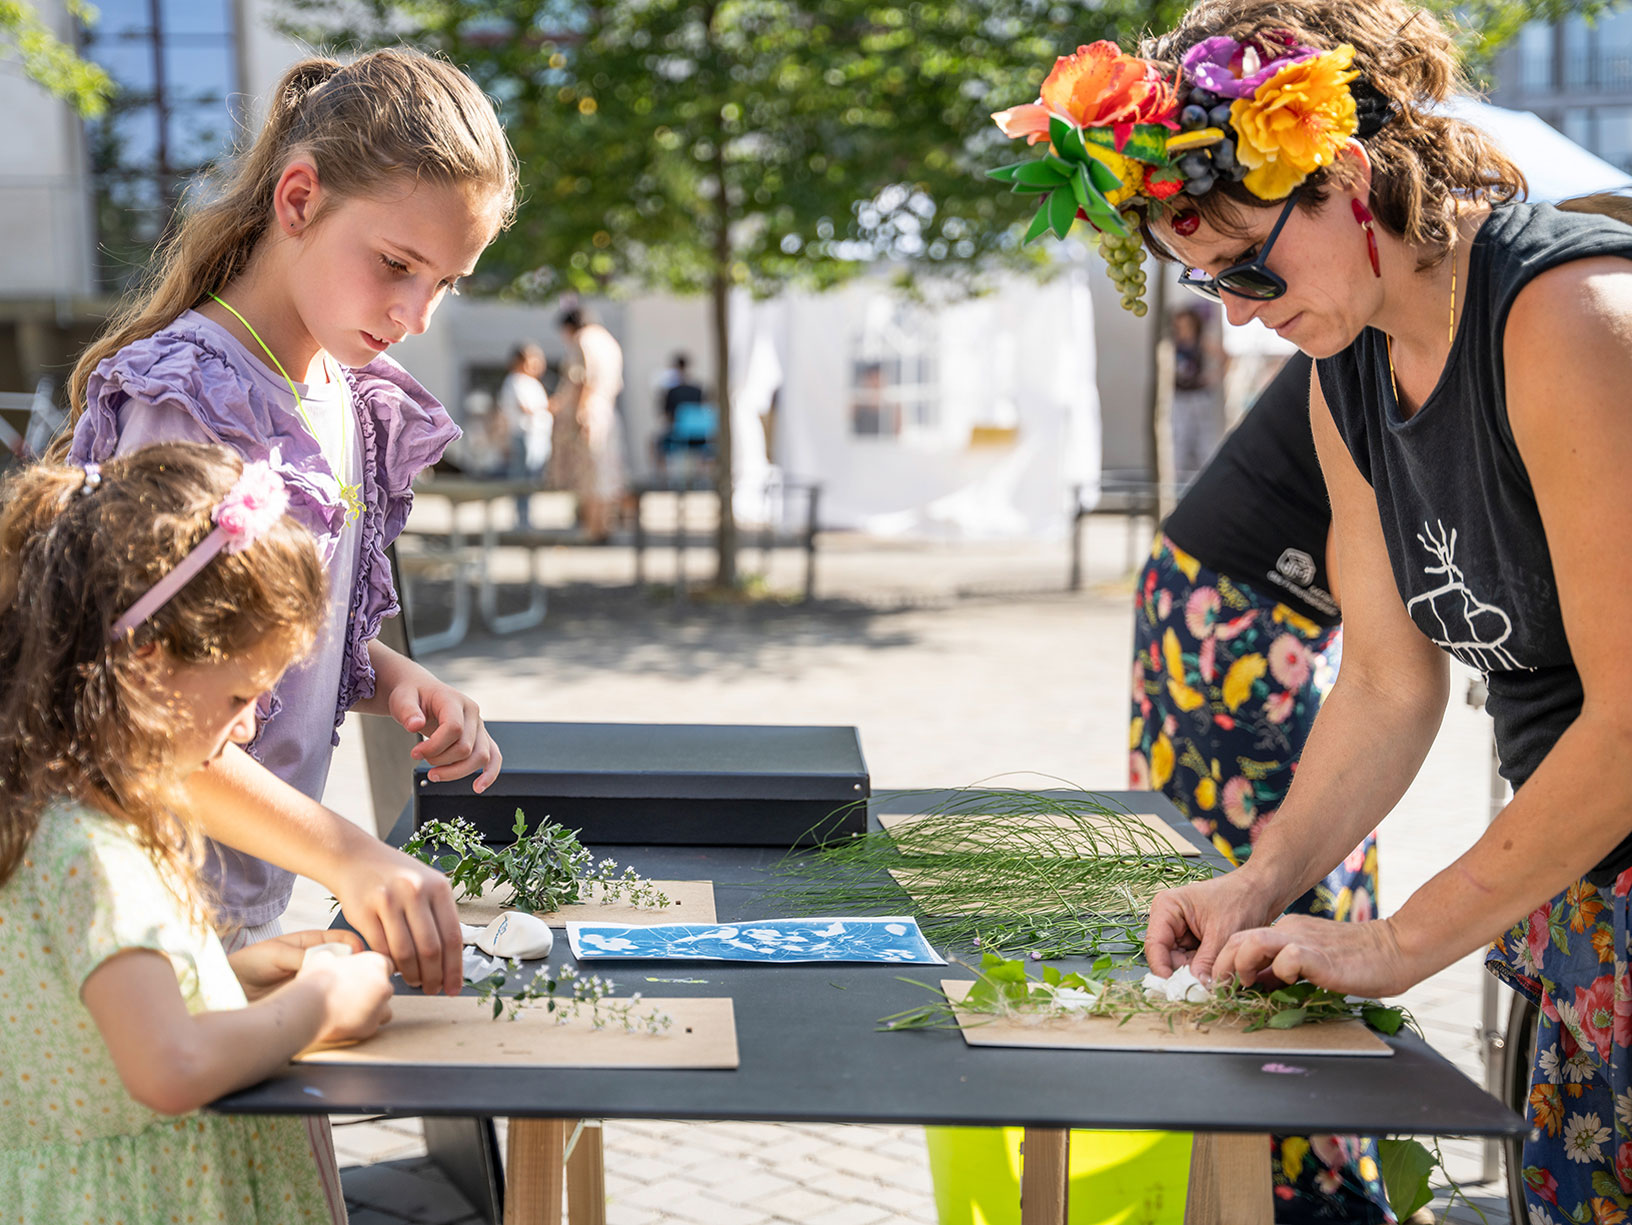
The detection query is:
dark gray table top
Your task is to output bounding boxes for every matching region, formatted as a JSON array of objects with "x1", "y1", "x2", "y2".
[{"x1": 215, "y1": 790, "x2": 1525, "y2": 1139}]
